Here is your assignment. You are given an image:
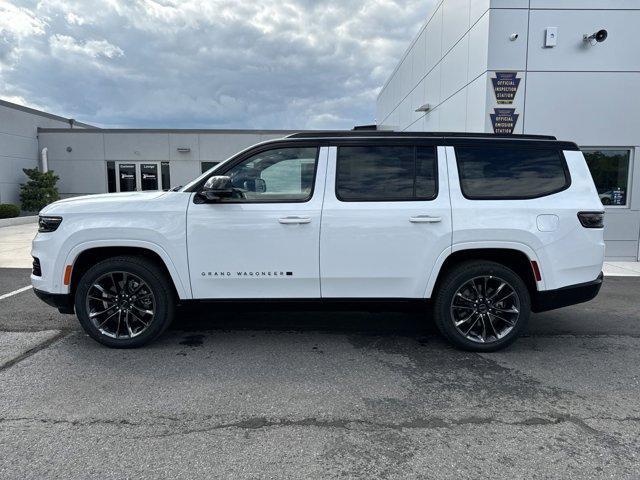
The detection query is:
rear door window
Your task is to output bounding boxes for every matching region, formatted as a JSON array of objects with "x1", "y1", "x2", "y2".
[
  {"x1": 455, "y1": 146, "x2": 570, "y2": 199},
  {"x1": 336, "y1": 145, "x2": 437, "y2": 201}
]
